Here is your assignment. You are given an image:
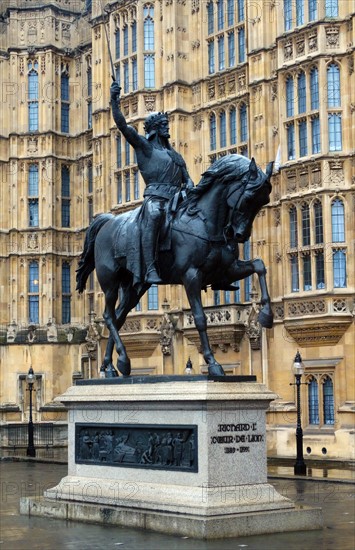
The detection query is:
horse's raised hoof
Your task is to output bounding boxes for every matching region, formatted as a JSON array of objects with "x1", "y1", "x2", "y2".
[
  {"x1": 117, "y1": 358, "x2": 131, "y2": 377},
  {"x1": 258, "y1": 309, "x2": 274, "y2": 329},
  {"x1": 208, "y1": 364, "x2": 225, "y2": 376}
]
